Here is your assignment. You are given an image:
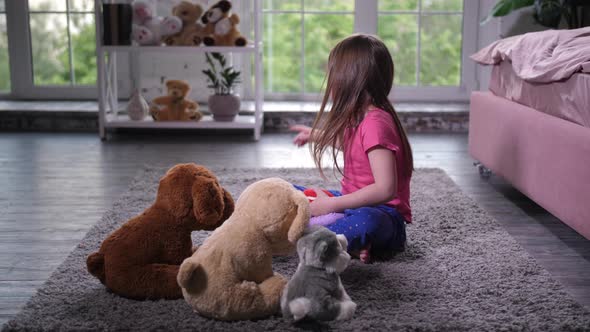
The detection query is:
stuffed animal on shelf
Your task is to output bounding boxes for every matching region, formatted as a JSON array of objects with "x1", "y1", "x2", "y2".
[
  {"x1": 281, "y1": 226, "x2": 356, "y2": 322},
  {"x1": 150, "y1": 80, "x2": 203, "y2": 121},
  {"x1": 86, "y1": 164, "x2": 234, "y2": 300},
  {"x1": 164, "y1": 1, "x2": 206, "y2": 46},
  {"x1": 304, "y1": 188, "x2": 345, "y2": 227},
  {"x1": 131, "y1": 0, "x2": 182, "y2": 46},
  {"x1": 177, "y1": 177, "x2": 310, "y2": 320},
  {"x1": 201, "y1": 0, "x2": 247, "y2": 47}
]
